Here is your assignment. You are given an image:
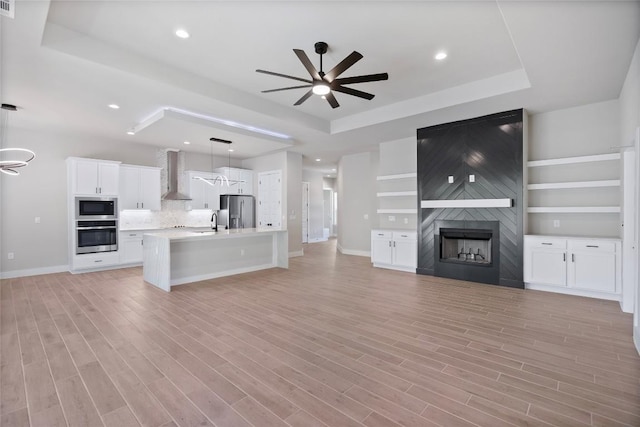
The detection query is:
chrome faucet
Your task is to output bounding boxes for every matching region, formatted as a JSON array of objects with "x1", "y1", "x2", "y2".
[{"x1": 211, "y1": 211, "x2": 218, "y2": 231}]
